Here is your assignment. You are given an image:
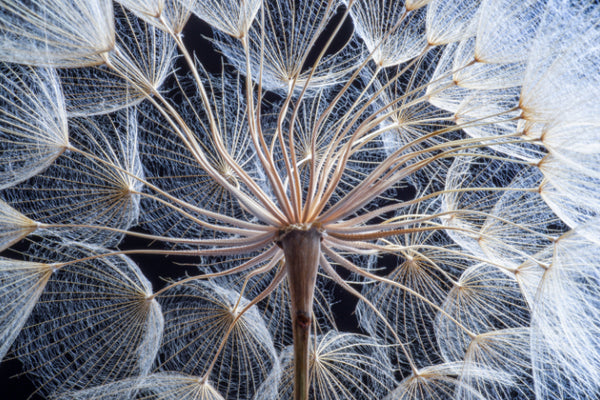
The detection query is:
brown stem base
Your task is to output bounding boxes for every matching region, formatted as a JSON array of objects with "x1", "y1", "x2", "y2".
[{"x1": 277, "y1": 225, "x2": 322, "y2": 400}]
